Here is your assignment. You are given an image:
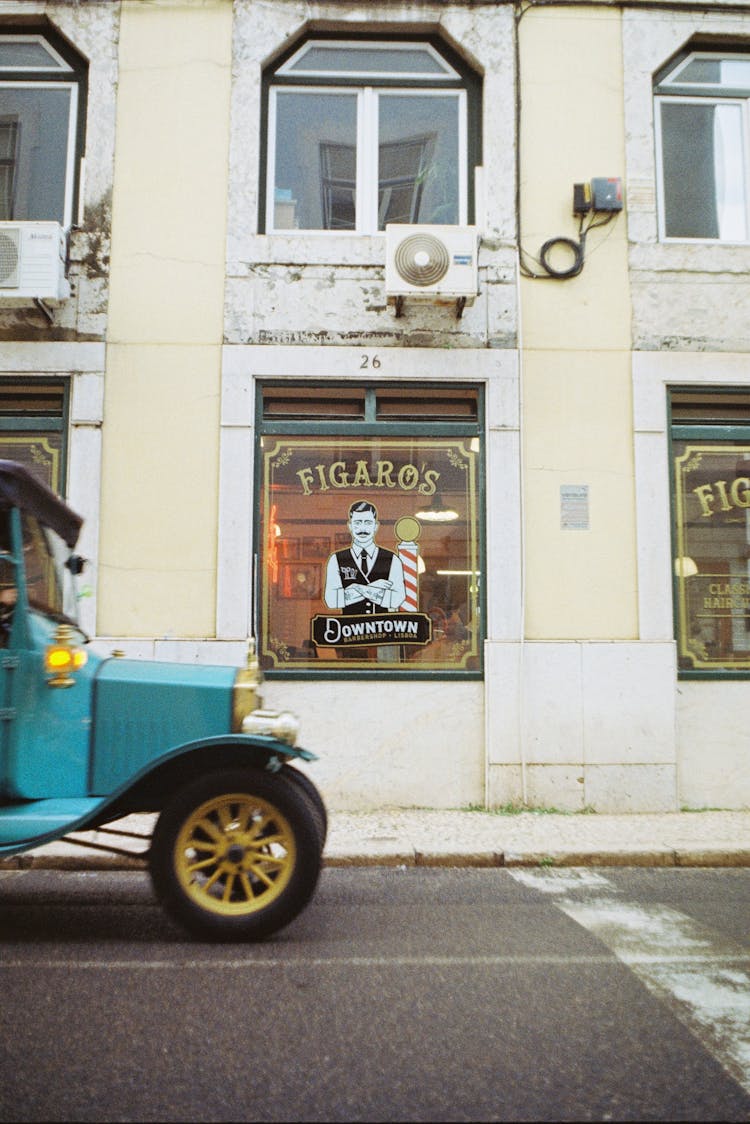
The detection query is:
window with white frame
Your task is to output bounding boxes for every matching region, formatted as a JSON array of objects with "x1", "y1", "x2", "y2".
[
  {"x1": 262, "y1": 36, "x2": 481, "y2": 234},
  {"x1": 0, "y1": 30, "x2": 87, "y2": 228},
  {"x1": 655, "y1": 49, "x2": 750, "y2": 242}
]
